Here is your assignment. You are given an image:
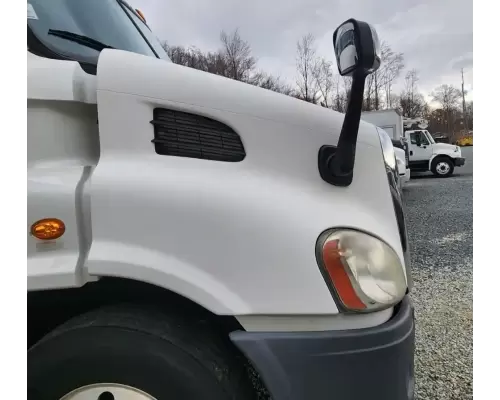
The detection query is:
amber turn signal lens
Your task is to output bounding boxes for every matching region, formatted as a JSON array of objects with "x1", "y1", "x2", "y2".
[
  {"x1": 322, "y1": 239, "x2": 366, "y2": 310},
  {"x1": 135, "y1": 8, "x2": 147, "y2": 23},
  {"x1": 31, "y1": 218, "x2": 65, "y2": 240}
]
